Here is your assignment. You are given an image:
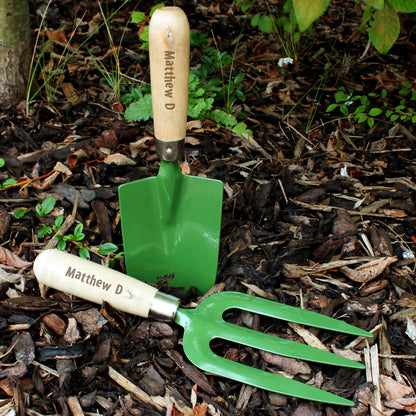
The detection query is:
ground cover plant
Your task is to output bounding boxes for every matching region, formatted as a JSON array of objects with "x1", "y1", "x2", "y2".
[{"x1": 0, "y1": 0, "x2": 416, "y2": 415}]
